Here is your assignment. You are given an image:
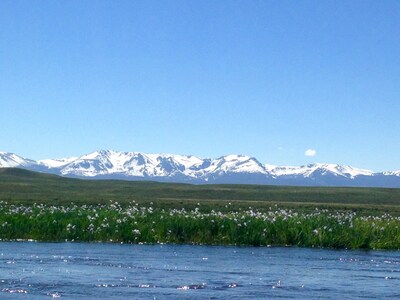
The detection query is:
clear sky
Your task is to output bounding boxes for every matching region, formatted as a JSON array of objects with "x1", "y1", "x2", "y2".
[{"x1": 1, "y1": 0, "x2": 399, "y2": 171}]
